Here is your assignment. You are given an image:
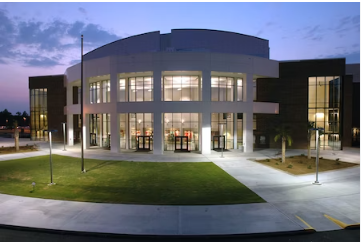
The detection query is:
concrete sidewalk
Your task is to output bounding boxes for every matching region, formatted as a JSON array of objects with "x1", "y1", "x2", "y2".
[{"x1": 0, "y1": 145, "x2": 359, "y2": 236}]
